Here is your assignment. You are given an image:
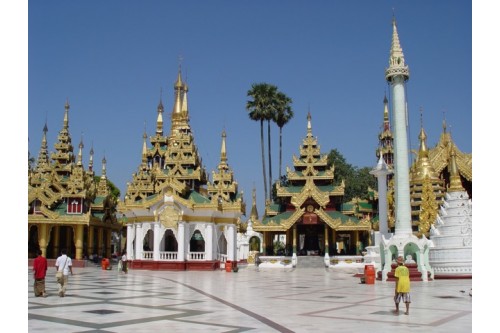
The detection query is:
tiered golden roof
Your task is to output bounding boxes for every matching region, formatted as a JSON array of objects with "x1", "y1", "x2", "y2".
[
  {"x1": 28, "y1": 101, "x2": 120, "y2": 259},
  {"x1": 254, "y1": 113, "x2": 367, "y2": 232},
  {"x1": 120, "y1": 69, "x2": 244, "y2": 215}
]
